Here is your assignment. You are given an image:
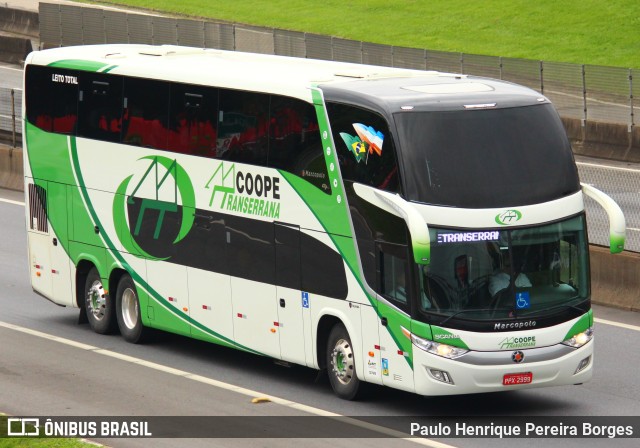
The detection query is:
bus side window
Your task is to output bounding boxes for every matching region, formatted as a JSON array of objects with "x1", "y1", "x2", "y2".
[
  {"x1": 25, "y1": 65, "x2": 78, "y2": 135},
  {"x1": 169, "y1": 84, "x2": 219, "y2": 157},
  {"x1": 268, "y1": 96, "x2": 329, "y2": 194},
  {"x1": 326, "y1": 102, "x2": 400, "y2": 193},
  {"x1": 78, "y1": 73, "x2": 123, "y2": 143},
  {"x1": 217, "y1": 89, "x2": 269, "y2": 166},
  {"x1": 122, "y1": 77, "x2": 170, "y2": 150},
  {"x1": 377, "y1": 243, "x2": 410, "y2": 312}
]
